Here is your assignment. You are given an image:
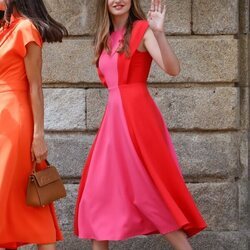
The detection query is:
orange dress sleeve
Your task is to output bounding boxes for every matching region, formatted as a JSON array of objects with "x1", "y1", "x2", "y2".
[{"x1": 14, "y1": 19, "x2": 43, "y2": 57}]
